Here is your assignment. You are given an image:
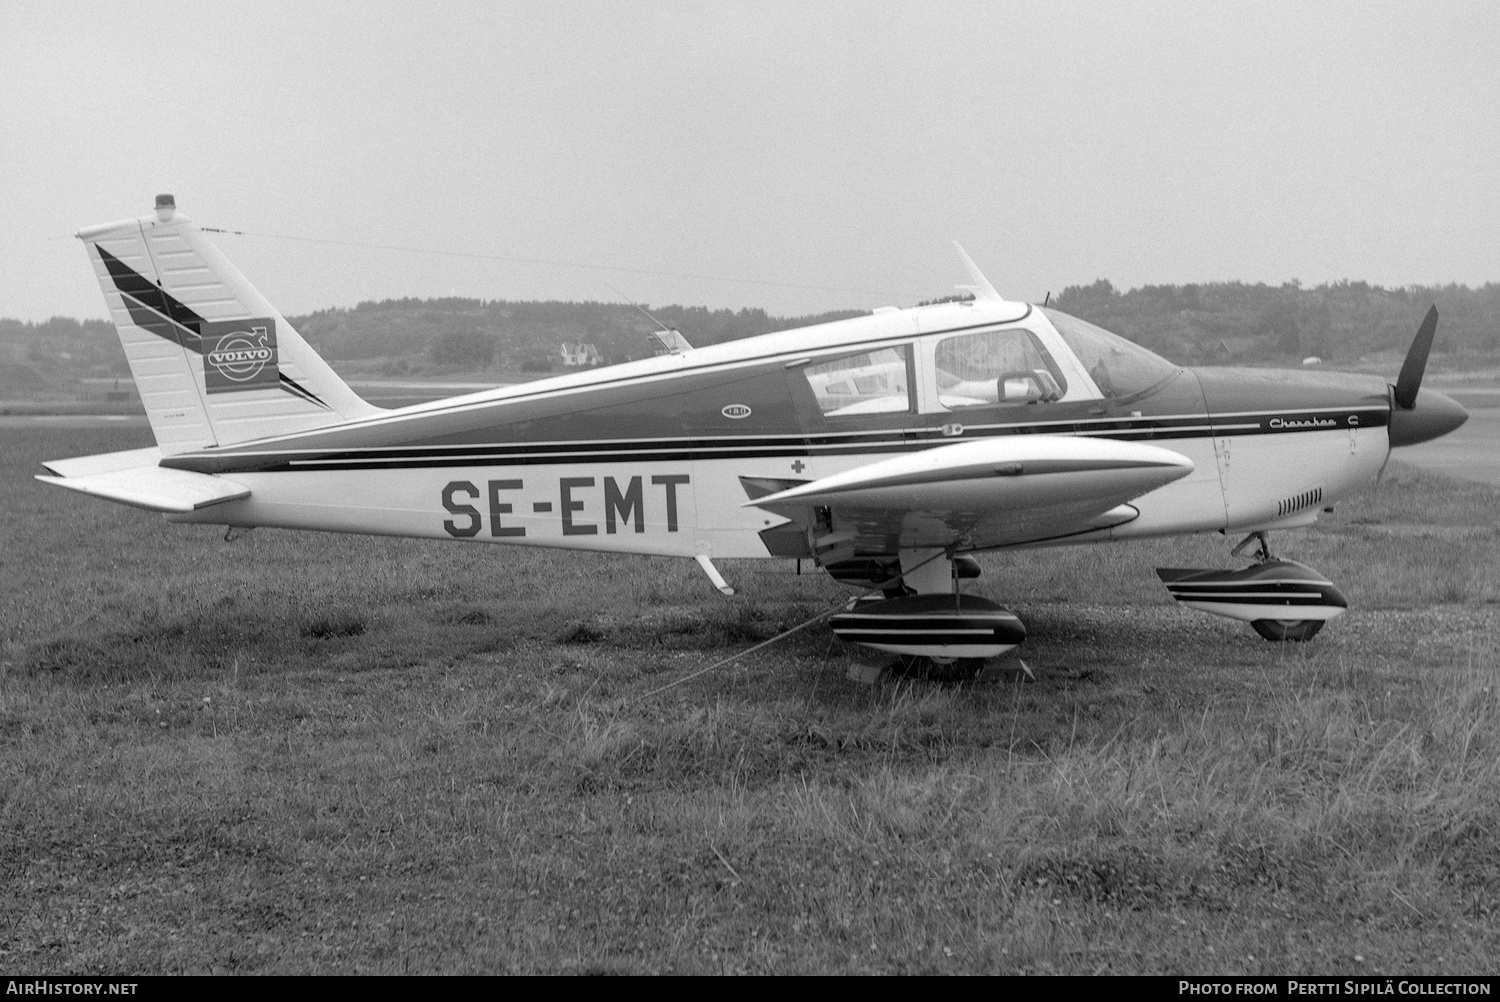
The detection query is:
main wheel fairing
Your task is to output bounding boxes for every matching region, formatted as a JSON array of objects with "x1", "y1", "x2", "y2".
[{"x1": 830, "y1": 593, "x2": 1025, "y2": 659}]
